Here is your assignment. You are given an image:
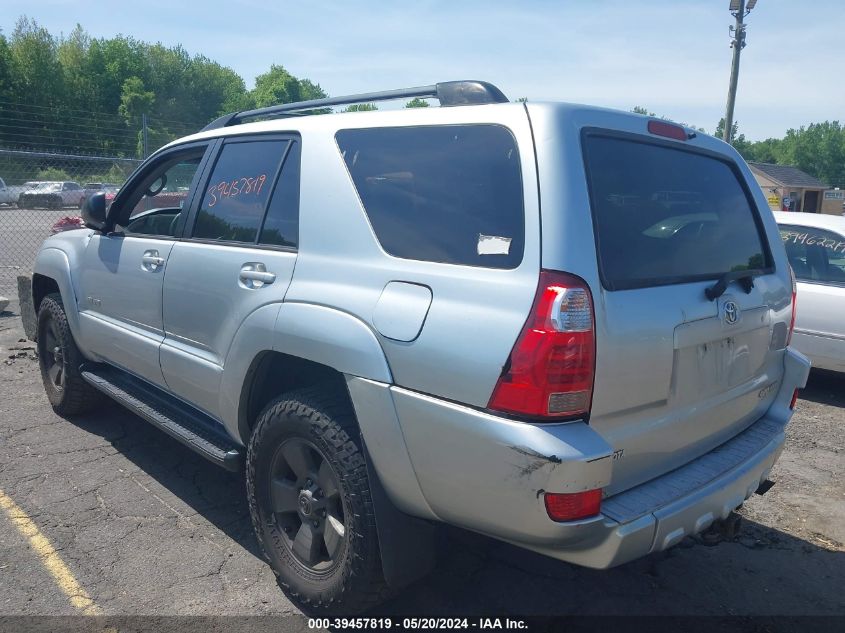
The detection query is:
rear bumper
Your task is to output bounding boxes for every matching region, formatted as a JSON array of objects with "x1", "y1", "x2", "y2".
[{"x1": 391, "y1": 347, "x2": 811, "y2": 569}]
